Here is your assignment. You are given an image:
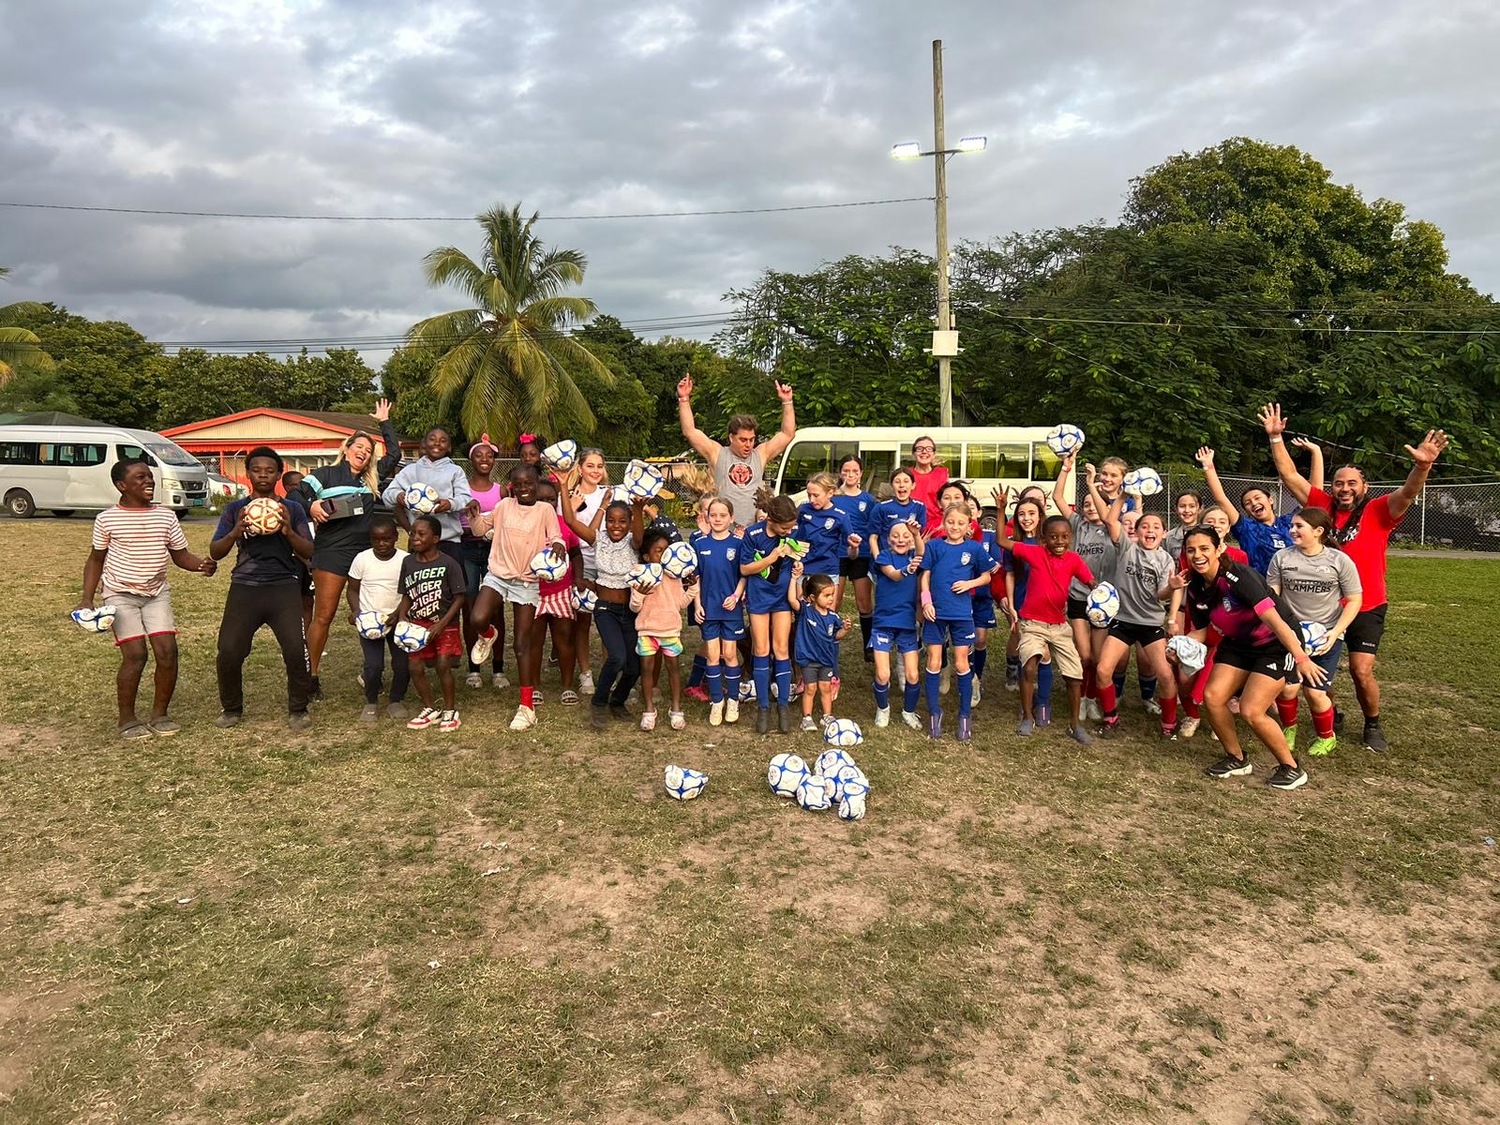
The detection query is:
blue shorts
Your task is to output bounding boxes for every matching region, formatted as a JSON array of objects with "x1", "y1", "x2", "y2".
[
  {"x1": 922, "y1": 618, "x2": 977, "y2": 649},
  {"x1": 701, "y1": 618, "x2": 746, "y2": 643},
  {"x1": 1305, "y1": 638, "x2": 1343, "y2": 689},
  {"x1": 870, "y1": 626, "x2": 920, "y2": 655},
  {"x1": 971, "y1": 597, "x2": 997, "y2": 630},
  {"x1": 746, "y1": 584, "x2": 792, "y2": 617}
]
